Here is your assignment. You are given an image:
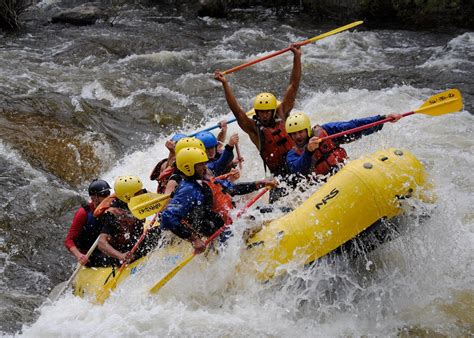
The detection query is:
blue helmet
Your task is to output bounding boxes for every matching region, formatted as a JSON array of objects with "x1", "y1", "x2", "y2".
[
  {"x1": 195, "y1": 131, "x2": 218, "y2": 149},
  {"x1": 171, "y1": 133, "x2": 187, "y2": 143}
]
